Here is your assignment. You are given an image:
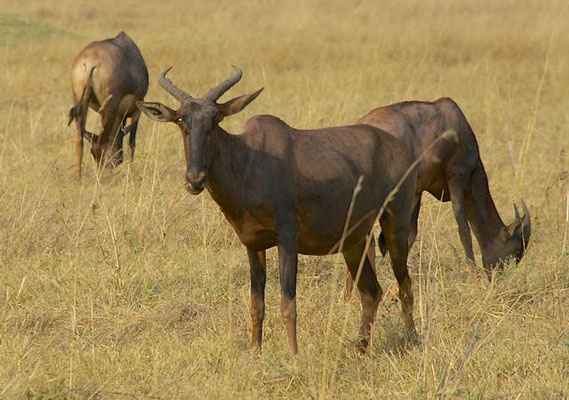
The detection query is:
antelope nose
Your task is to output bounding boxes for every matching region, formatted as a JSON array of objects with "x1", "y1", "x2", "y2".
[{"x1": 186, "y1": 169, "x2": 207, "y2": 188}]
